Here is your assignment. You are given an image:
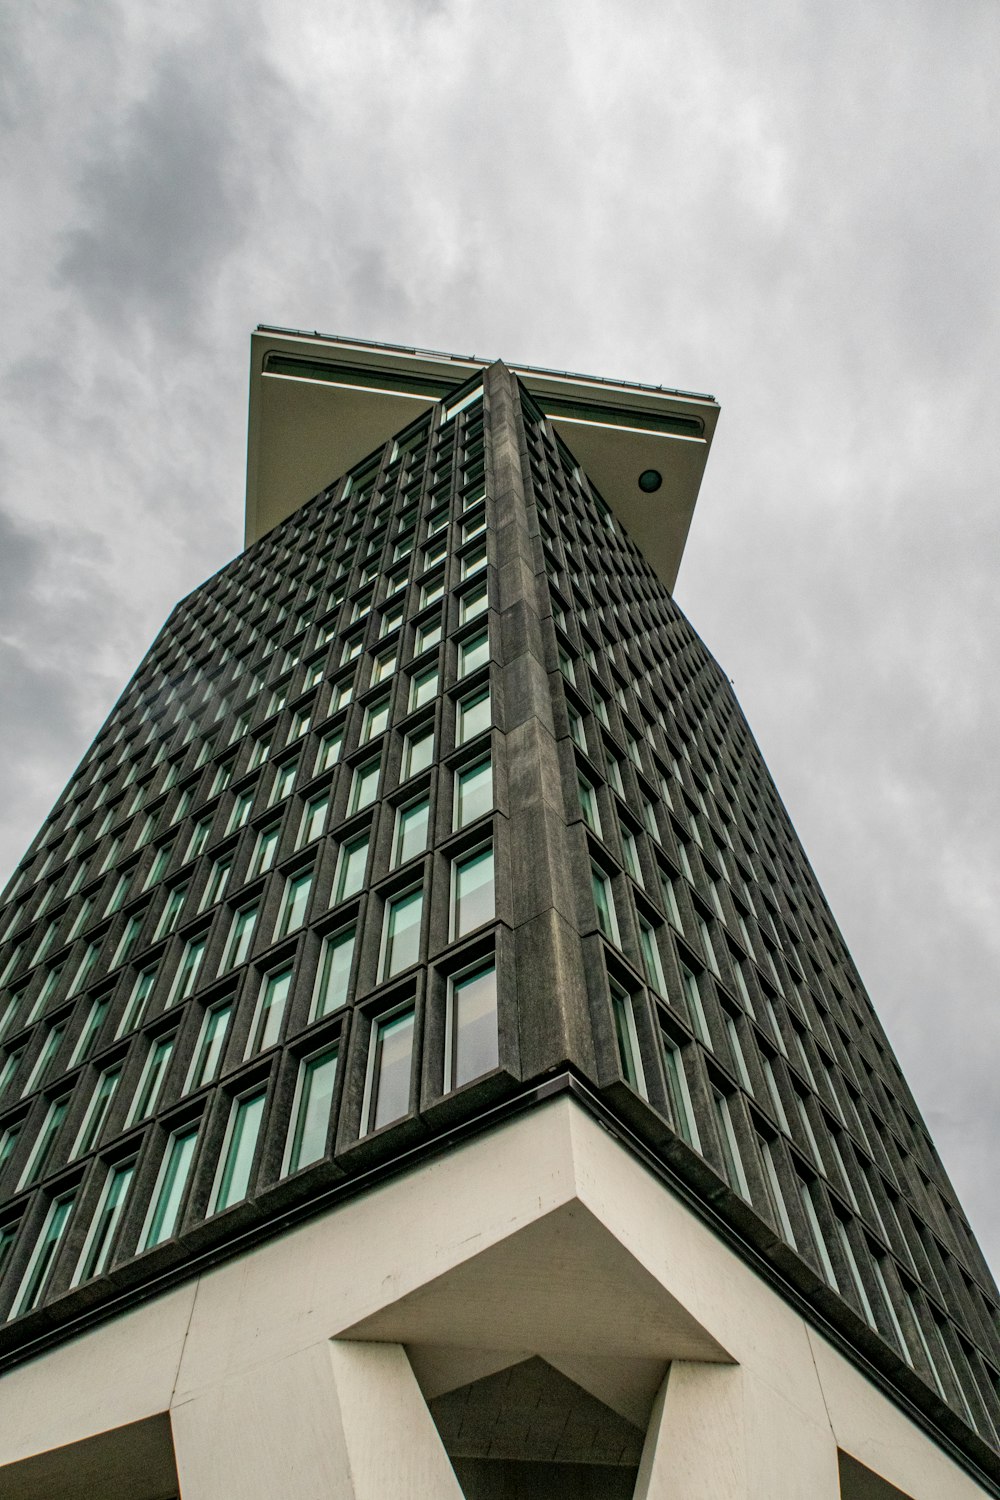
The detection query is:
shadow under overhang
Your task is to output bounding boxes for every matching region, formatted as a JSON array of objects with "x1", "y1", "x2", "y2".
[{"x1": 245, "y1": 329, "x2": 720, "y2": 592}]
